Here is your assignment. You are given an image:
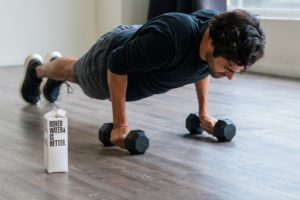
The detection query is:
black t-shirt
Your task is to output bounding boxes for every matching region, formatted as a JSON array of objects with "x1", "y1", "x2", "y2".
[{"x1": 106, "y1": 9, "x2": 219, "y2": 101}]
